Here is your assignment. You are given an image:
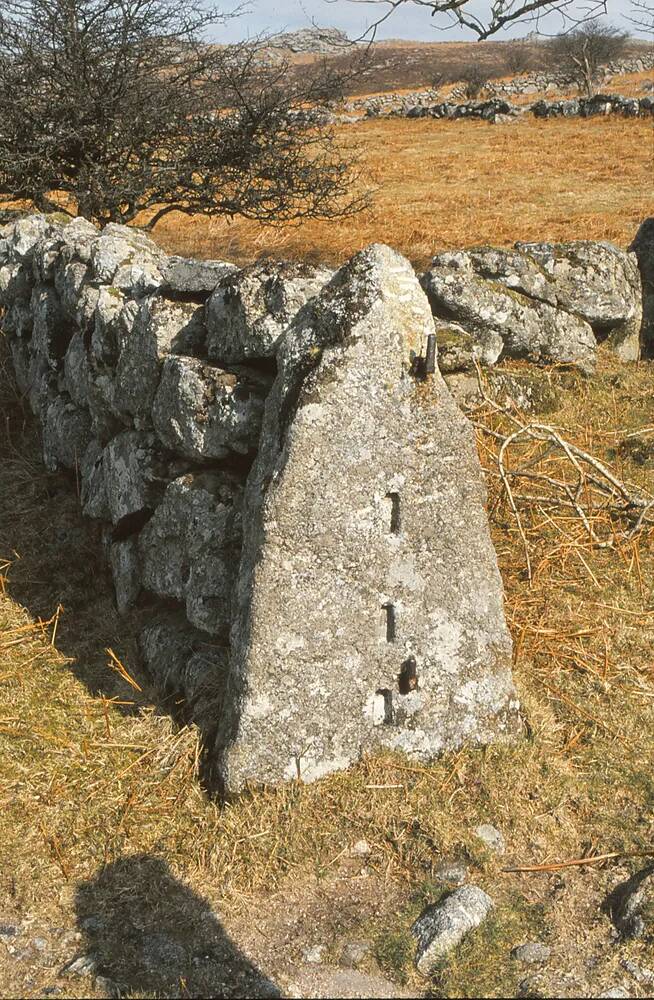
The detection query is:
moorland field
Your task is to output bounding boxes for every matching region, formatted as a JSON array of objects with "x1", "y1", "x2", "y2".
[
  {"x1": 1, "y1": 47, "x2": 653, "y2": 1000},
  {"x1": 151, "y1": 91, "x2": 653, "y2": 270}
]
